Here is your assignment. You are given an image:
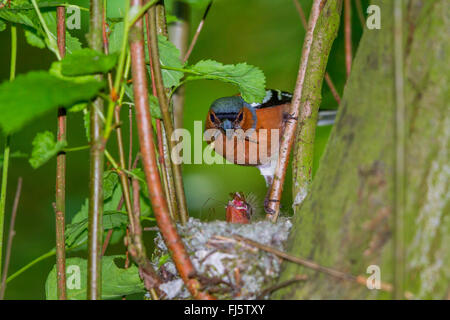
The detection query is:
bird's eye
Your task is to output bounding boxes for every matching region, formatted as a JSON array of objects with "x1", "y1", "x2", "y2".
[
  {"x1": 210, "y1": 113, "x2": 215, "y2": 123},
  {"x1": 237, "y1": 112, "x2": 244, "y2": 122}
]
